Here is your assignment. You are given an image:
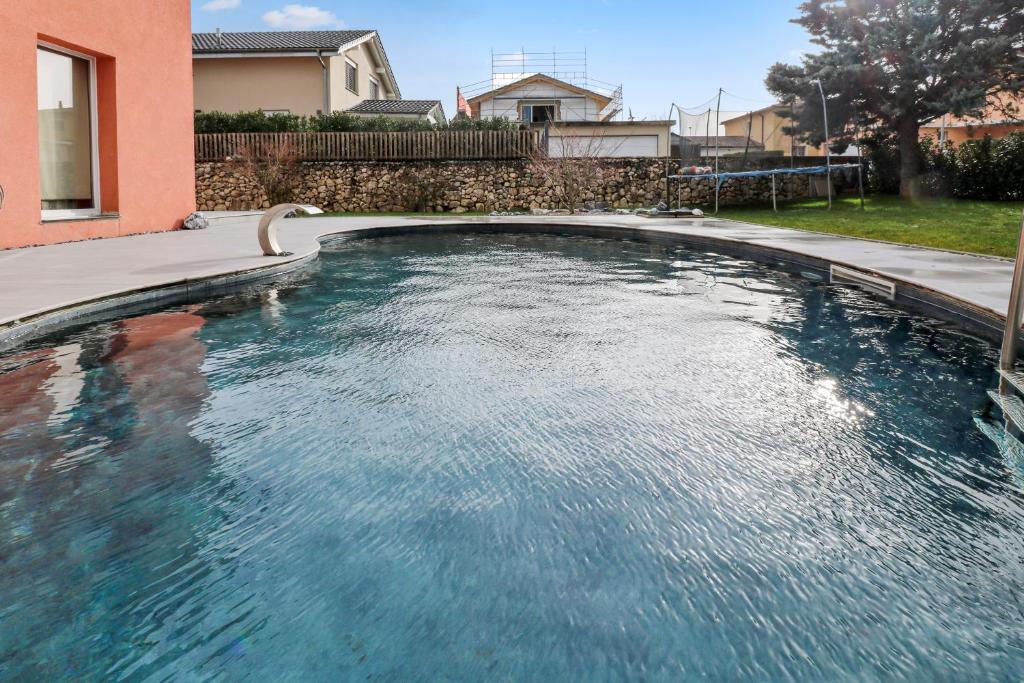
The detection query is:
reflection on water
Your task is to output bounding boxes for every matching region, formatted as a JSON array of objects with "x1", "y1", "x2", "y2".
[
  {"x1": 1, "y1": 233, "x2": 1023, "y2": 681},
  {"x1": 0, "y1": 311, "x2": 219, "y2": 680}
]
